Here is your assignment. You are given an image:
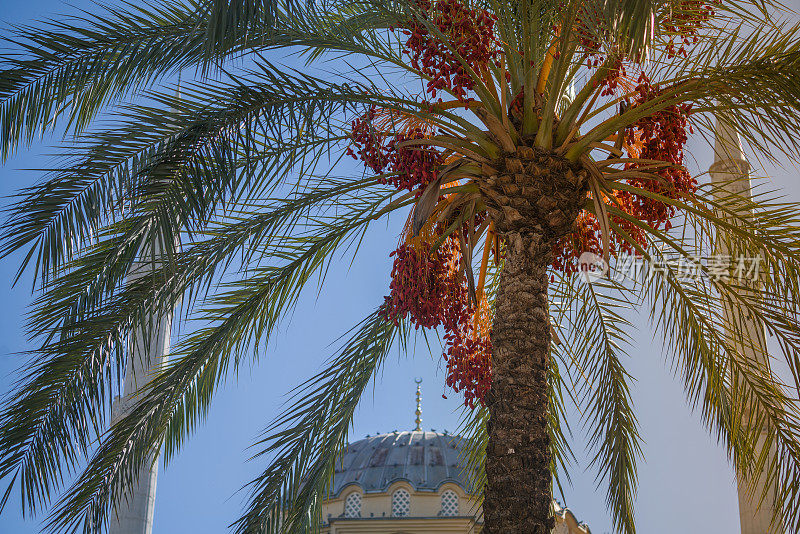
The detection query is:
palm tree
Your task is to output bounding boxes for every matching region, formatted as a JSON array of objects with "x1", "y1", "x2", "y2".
[{"x1": 1, "y1": 0, "x2": 800, "y2": 532}]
